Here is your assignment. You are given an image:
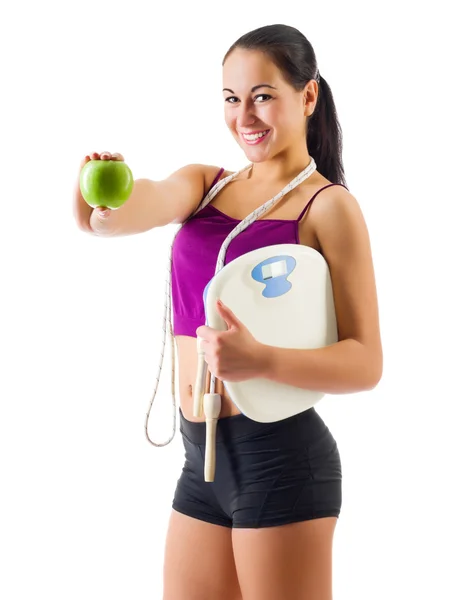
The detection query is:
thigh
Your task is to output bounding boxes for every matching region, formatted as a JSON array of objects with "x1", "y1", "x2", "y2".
[
  {"x1": 230, "y1": 411, "x2": 342, "y2": 529},
  {"x1": 163, "y1": 509, "x2": 242, "y2": 600},
  {"x1": 232, "y1": 517, "x2": 338, "y2": 600}
]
